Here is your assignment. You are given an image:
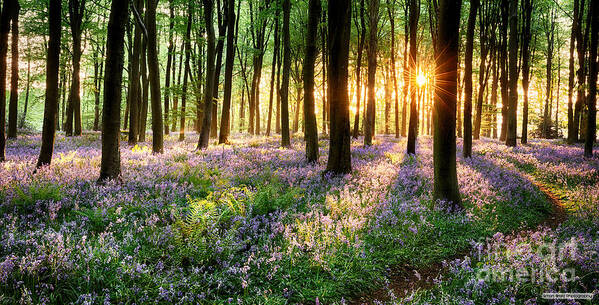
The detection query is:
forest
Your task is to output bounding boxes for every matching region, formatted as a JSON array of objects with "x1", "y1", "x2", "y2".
[{"x1": 0, "y1": 0, "x2": 598, "y2": 303}]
